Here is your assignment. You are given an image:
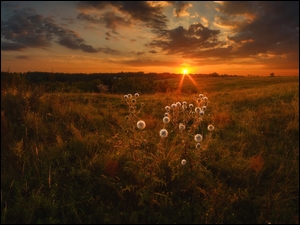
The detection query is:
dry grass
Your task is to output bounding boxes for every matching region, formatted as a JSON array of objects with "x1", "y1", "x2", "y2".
[{"x1": 1, "y1": 75, "x2": 298, "y2": 224}]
